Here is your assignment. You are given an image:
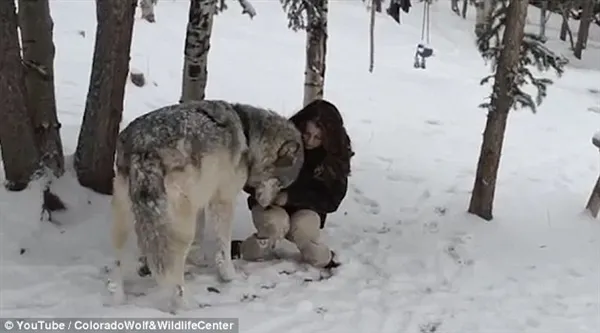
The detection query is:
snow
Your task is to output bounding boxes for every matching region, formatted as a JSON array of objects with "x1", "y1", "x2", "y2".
[{"x1": 1, "y1": 1, "x2": 600, "y2": 331}]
